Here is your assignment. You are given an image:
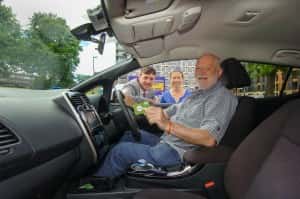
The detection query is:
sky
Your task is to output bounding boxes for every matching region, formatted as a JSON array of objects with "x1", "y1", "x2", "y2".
[{"x1": 3, "y1": 0, "x2": 116, "y2": 76}]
